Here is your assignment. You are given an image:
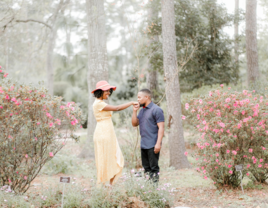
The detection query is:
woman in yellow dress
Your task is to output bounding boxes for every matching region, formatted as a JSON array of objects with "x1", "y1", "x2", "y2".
[{"x1": 91, "y1": 80, "x2": 139, "y2": 186}]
